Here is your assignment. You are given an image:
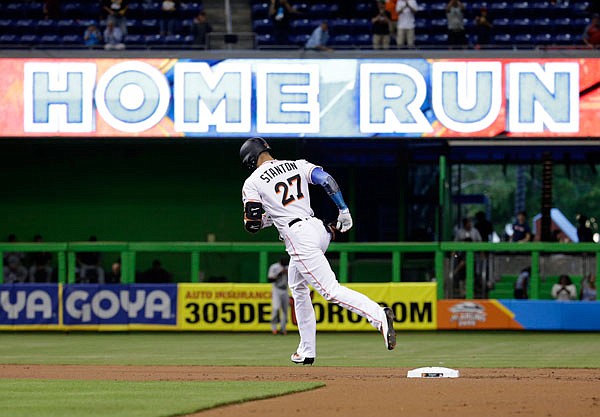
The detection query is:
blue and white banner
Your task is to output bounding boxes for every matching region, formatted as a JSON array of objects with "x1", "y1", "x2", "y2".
[
  {"x1": 0, "y1": 284, "x2": 59, "y2": 325},
  {"x1": 62, "y1": 284, "x2": 177, "y2": 326}
]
